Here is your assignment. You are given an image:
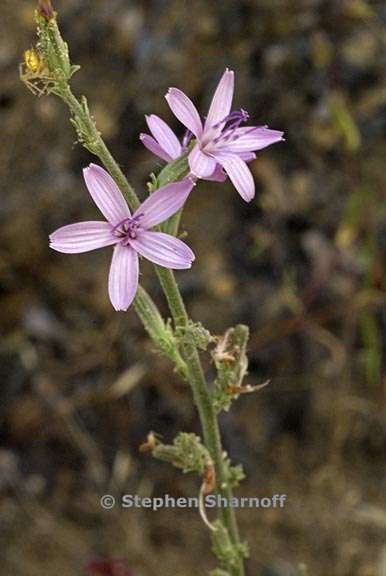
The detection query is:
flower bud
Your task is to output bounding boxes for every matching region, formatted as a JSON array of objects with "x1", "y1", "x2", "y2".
[{"x1": 38, "y1": 0, "x2": 54, "y2": 21}]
